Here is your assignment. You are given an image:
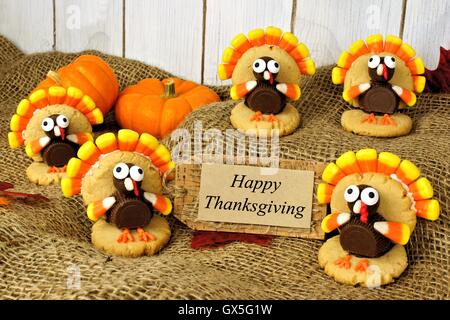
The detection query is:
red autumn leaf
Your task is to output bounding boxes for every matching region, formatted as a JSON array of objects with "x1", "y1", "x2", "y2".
[
  {"x1": 0, "y1": 181, "x2": 49, "y2": 203},
  {"x1": 191, "y1": 230, "x2": 273, "y2": 249}
]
